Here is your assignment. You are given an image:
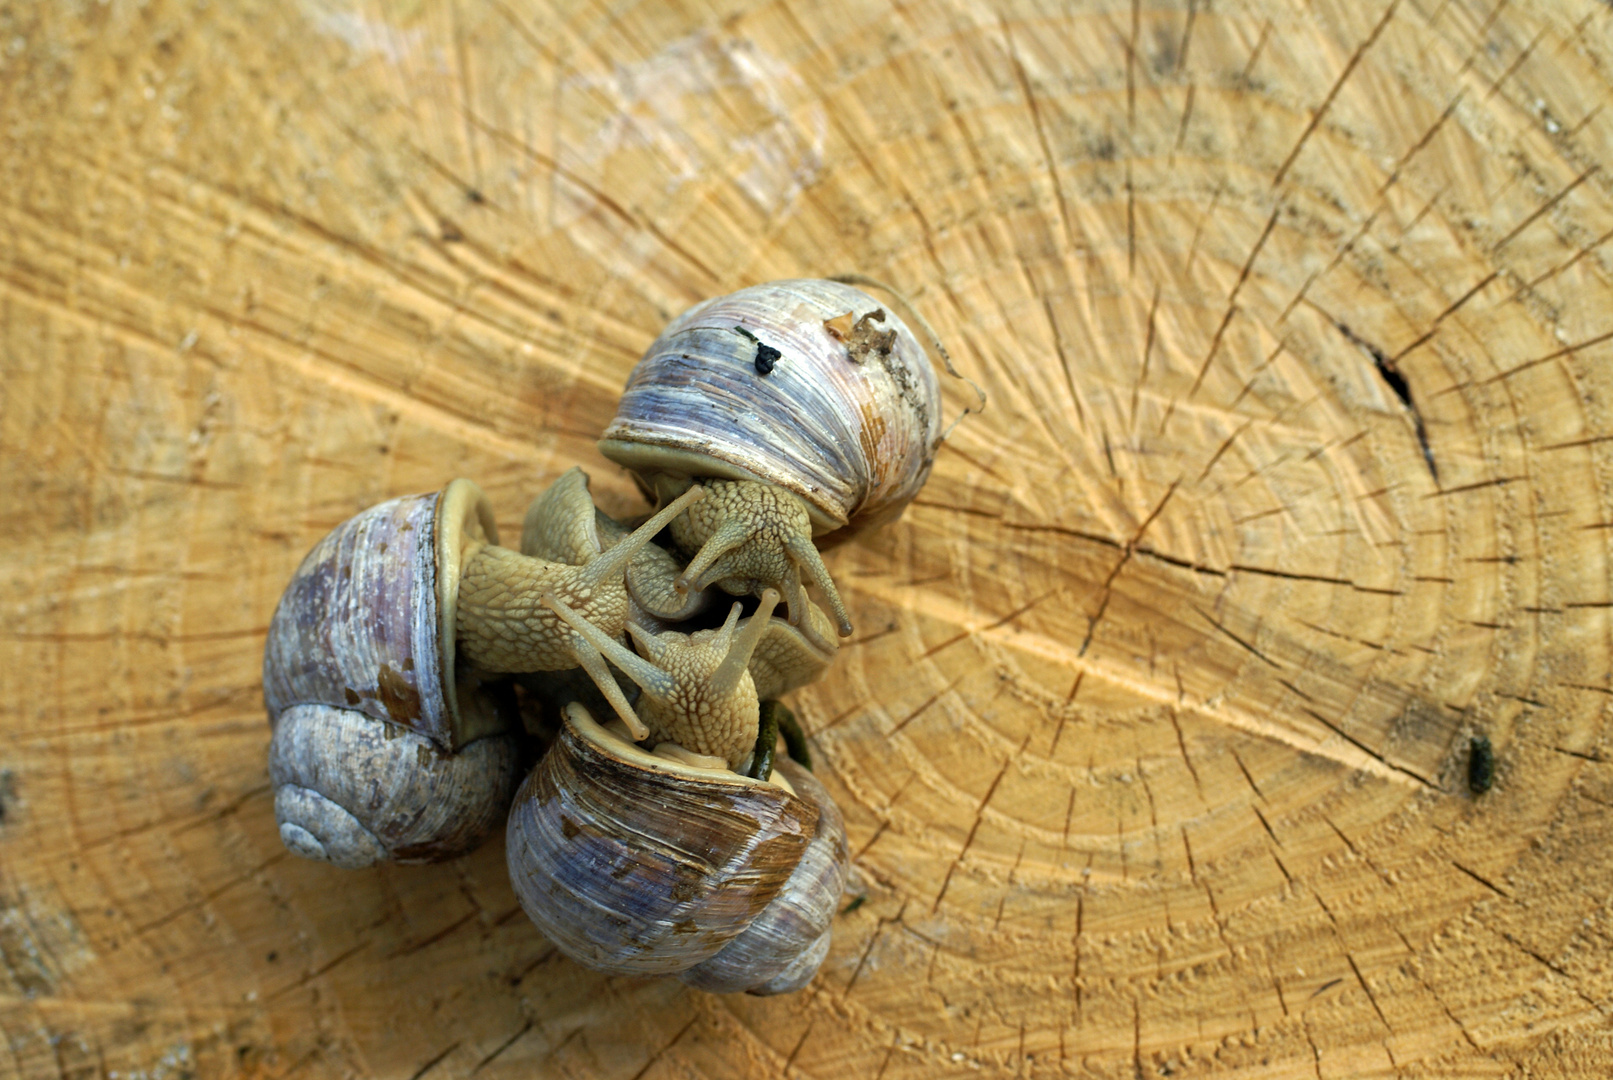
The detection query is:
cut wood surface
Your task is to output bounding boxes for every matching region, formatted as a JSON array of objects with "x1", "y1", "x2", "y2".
[{"x1": 5, "y1": 0, "x2": 1613, "y2": 1076}]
